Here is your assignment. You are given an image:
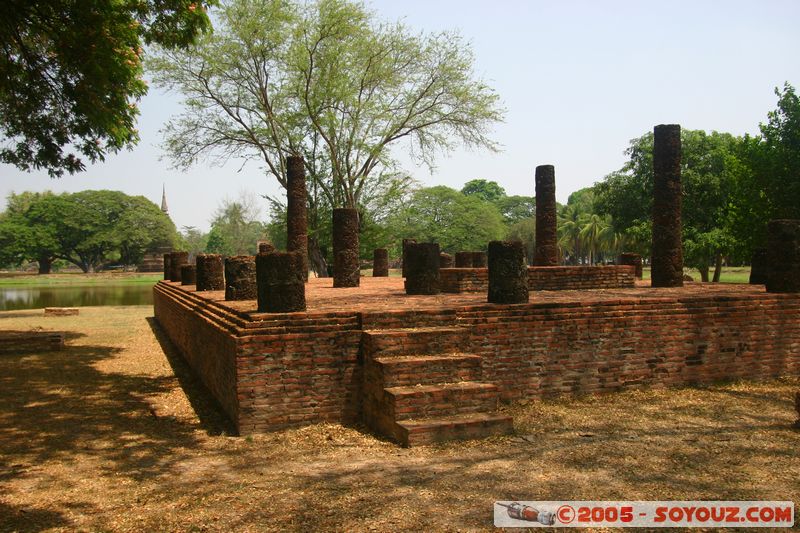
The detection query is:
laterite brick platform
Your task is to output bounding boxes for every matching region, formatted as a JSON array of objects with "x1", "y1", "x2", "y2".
[{"x1": 154, "y1": 277, "x2": 800, "y2": 446}]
